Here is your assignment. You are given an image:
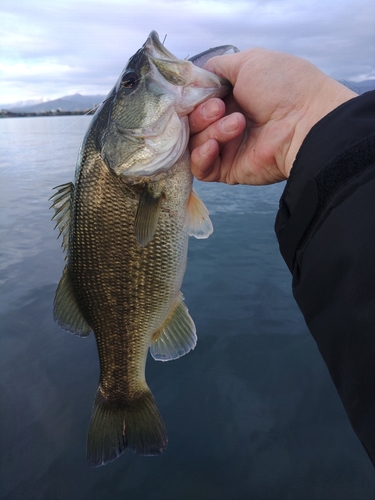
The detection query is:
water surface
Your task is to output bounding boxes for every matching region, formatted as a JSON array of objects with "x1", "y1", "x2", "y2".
[{"x1": 1, "y1": 116, "x2": 374, "y2": 499}]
